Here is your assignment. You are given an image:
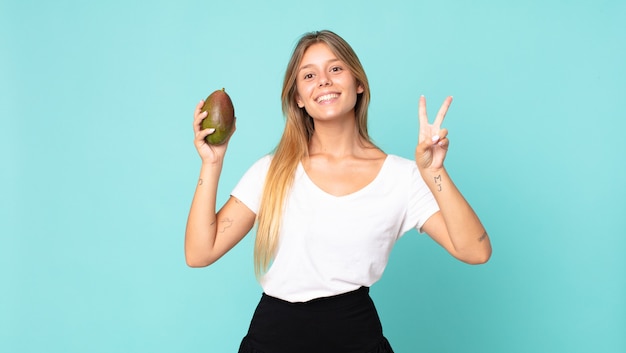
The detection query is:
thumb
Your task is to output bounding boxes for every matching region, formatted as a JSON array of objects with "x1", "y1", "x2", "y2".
[
  {"x1": 416, "y1": 134, "x2": 440, "y2": 153},
  {"x1": 416, "y1": 138, "x2": 431, "y2": 154}
]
